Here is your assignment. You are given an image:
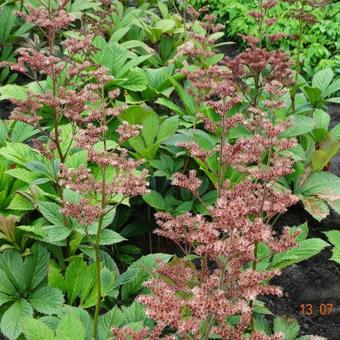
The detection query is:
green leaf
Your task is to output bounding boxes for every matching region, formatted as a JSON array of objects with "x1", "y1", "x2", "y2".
[
  {"x1": 29, "y1": 287, "x2": 64, "y2": 315},
  {"x1": 122, "y1": 68, "x2": 148, "y2": 92},
  {"x1": 313, "y1": 109, "x2": 330, "y2": 130},
  {"x1": 304, "y1": 86, "x2": 323, "y2": 106},
  {"x1": 41, "y1": 225, "x2": 71, "y2": 244},
  {"x1": 64, "y1": 258, "x2": 89, "y2": 305},
  {"x1": 55, "y1": 312, "x2": 86, "y2": 340},
  {"x1": 48, "y1": 266, "x2": 66, "y2": 292},
  {"x1": 324, "y1": 230, "x2": 340, "y2": 264},
  {"x1": 170, "y1": 78, "x2": 196, "y2": 115},
  {"x1": 0, "y1": 299, "x2": 33, "y2": 340},
  {"x1": 101, "y1": 267, "x2": 115, "y2": 295},
  {"x1": 143, "y1": 190, "x2": 165, "y2": 210},
  {"x1": 121, "y1": 254, "x2": 171, "y2": 301},
  {"x1": 155, "y1": 97, "x2": 185, "y2": 115},
  {"x1": 98, "y1": 307, "x2": 124, "y2": 340},
  {"x1": 312, "y1": 68, "x2": 334, "y2": 92},
  {"x1": 142, "y1": 115, "x2": 159, "y2": 147},
  {"x1": 155, "y1": 19, "x2": 175, "y2": 32},
  {"x1": 302, "y1": 196, "x2": 329, "y2": 221},
  {"x1": 5, "y1": 168, "x2": 38, "y2": 184},
  {"x1": 174, "y1": 201, "x2": 193, "y2": 214},
  {"x1": 157, "y1": 116, "x2": 179, "y2": 143},
  {"x1": 281, "y1": 116, "x2": 315, "y2": 138},
  {"x1": 326, "y1": 97, "x2": 340, "y2": 104},
  {"x1": 0, "y1": 84, "x2": 27, "y2": 100},
  {"x1": 273, "y1": 316, "x2": 300, "y2": 340},
  {"x1": 11, "y1": 122, "x2": 39, "y2": 143},
  {"x1": 120, "y1": 105, "x2": 158, "y2": 125},
  {"x1": 0, "y1": 249, "x2": 25, "y2": 293},
  {"x1": 0, "y1": 142, "x2": 38, "y2": 166},
  {"x1": 38, "y1": 202, "x2": 64, "y2": 226},
  {"x1": 271, "y1": 238, "x2": 329, "y2": 269},
  {"x1": 324, "y1": 78, "x2": 340, "y2": 98},
  {"x1": 0, "y1": 270, "x2": 17, "y2": 298},
  {"x1": 22, "y1": 317, "x2": 55, "y2": 340},
  {"x1": 93, "y1": 39, "x2": 127, "y2": 76},
  {"x1": 299, "y1": 172, "x2": 340, "y2": 215},
  {"x1": 121, "y1": 301, "x2": 146, "y2": 324},
  {"x1": 65, "y1": 150, "x2": 88, "y2": 168},
  {"x1": 7, "y1": 193, "x2": 35, "y2": 211},
  {"x1": 0, "y1": 5, "x2": 17, "y2": 43},
  {"x1": 23, "y1": 243, "x2": 50, "y2": 291},
  {"x1": 0, "y1": 121, "x2": 8, "y2": 146},
  {"x1": 96, "y1": 229, "x2": 126, "y2": 245}
]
